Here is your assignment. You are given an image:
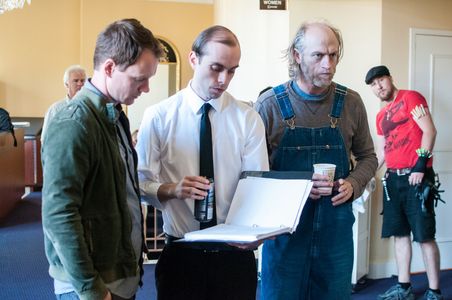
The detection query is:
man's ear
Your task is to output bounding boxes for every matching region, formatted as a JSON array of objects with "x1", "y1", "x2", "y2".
[
  {"x1": 103, "y1": 59, "x2": 116, "y2": 77},
  {"x1": 188, "y1": 51, "x2": 199, "y2": 69},
  {"x1": 294, "y1": 49, "x2": 302, "y2": 65}
]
